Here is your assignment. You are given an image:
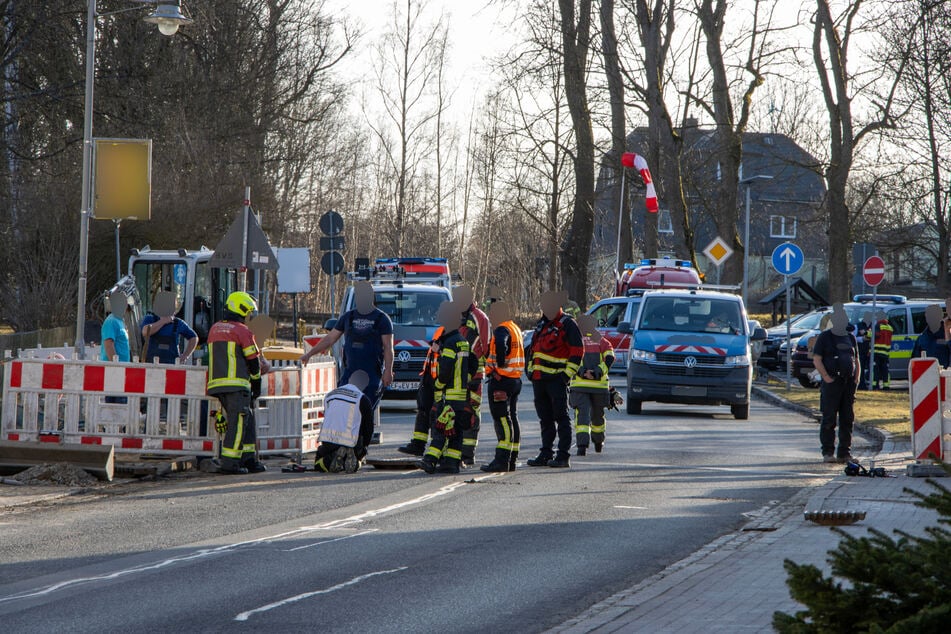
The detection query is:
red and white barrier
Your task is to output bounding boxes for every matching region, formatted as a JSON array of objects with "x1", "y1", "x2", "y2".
[
  {"x1": 2, "y1": 356, "x2": 336, "y2": 460},
  {"x1": 909, "y1": 358, "x2": 943, "y2": 461}
]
